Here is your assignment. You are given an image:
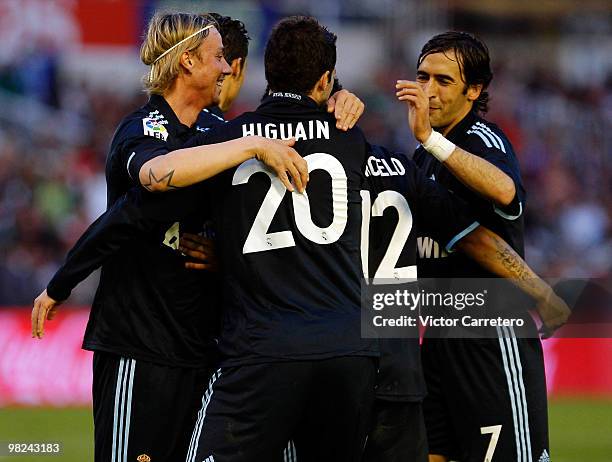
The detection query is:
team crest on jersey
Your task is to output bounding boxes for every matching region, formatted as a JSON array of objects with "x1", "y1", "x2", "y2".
[
  {"x1": 163, "y1": 222, "x2": 180, "y2": 250},
  {"x1": 142, "y1": 110, "x2": 169, "y2": 141},
  {"x1": 538, "y1": 449, "x2": 550, "y2": 462},
  {"x1": 136, "y1": 455, "x2": 151, "y2": 462}
]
